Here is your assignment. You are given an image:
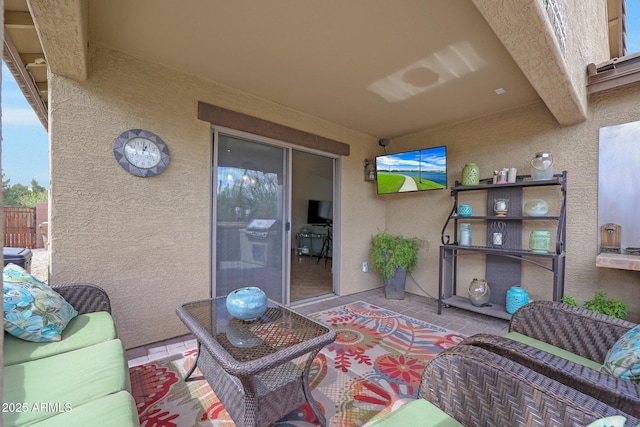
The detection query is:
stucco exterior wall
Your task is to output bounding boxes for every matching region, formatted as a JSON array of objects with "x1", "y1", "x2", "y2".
[
  {"x1": 49, "y1": 46, "x2": 384, "y2": 348},
  {"x1": 49, "y1": 38, "x2": 639, "y2": 351},
  {"x1": 391, "y1": 83, "x2": 640, "y2": 324}
]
